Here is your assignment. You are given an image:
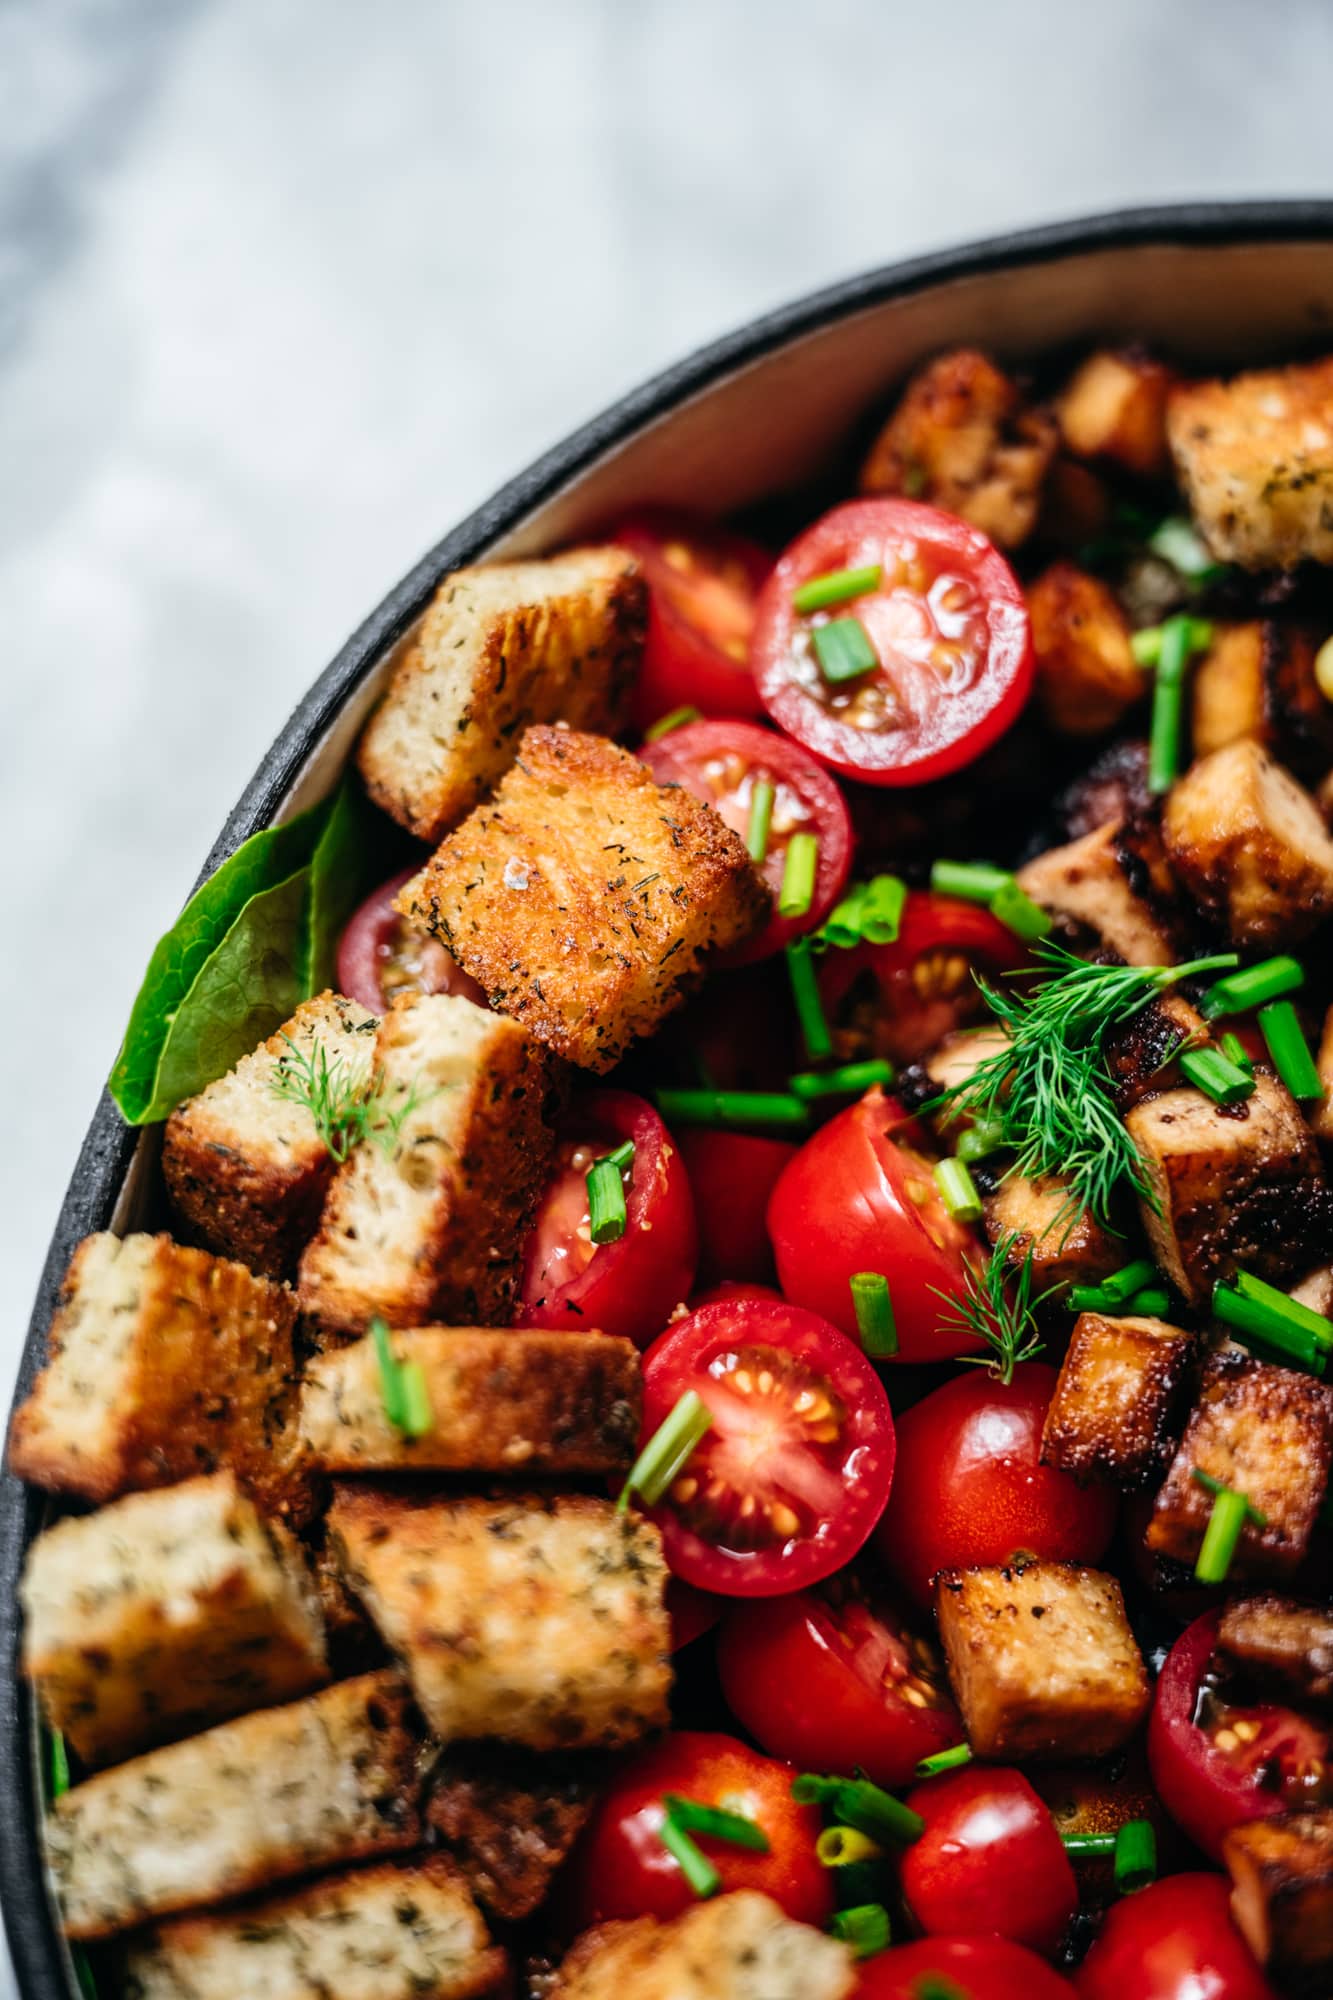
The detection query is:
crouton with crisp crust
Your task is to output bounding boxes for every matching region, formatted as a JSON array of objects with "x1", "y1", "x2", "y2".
[
  {"x1": 1016, "y1": 822, "x2": 1178, "y2": 965},
  {"x1": 328, "y1": 1488, "x2": 671, "y2": 1753},
  {"x1": 982, "y1": 1172, "x2": 1123, "y2": 1292},
  {"x1": 357, "y1": 549, "x2": 646, "y2": 844},
  {"x1": 400, "y1": 727, "x2": 766, "y2": 1072},
  {"x1": 1057, "y1": 347, "x2": 1174, "y2": 476},
  {"x1": 428, "y1": 1747, "x2": 606, "y2": 1922},
  {"x1": 1218, "y1": 1593, "x2": 1333, "y2": 1709},
  {"x1": 1027, "y1": 562, "x2": 1146, "y2": 737},
  {"x1": 1162, "y1": 740, "x2": 1333, "y2": 951},
  {"x1": 1041, "y1": 1312, "x2": 1193, "y2": 1486},
  {"x1": 297, "y1": 992, "x2": 554, "y2": 1335},
  {"x1": 1223, "y1": 1811, "x2": 1333, "y2": 1993},
  {"x1": 1168, "y1": 356, "x2": 1333, "y2": 570},
  {"x1": 550, "y1": 1891, "x2": 855, "y2": 2000}
]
